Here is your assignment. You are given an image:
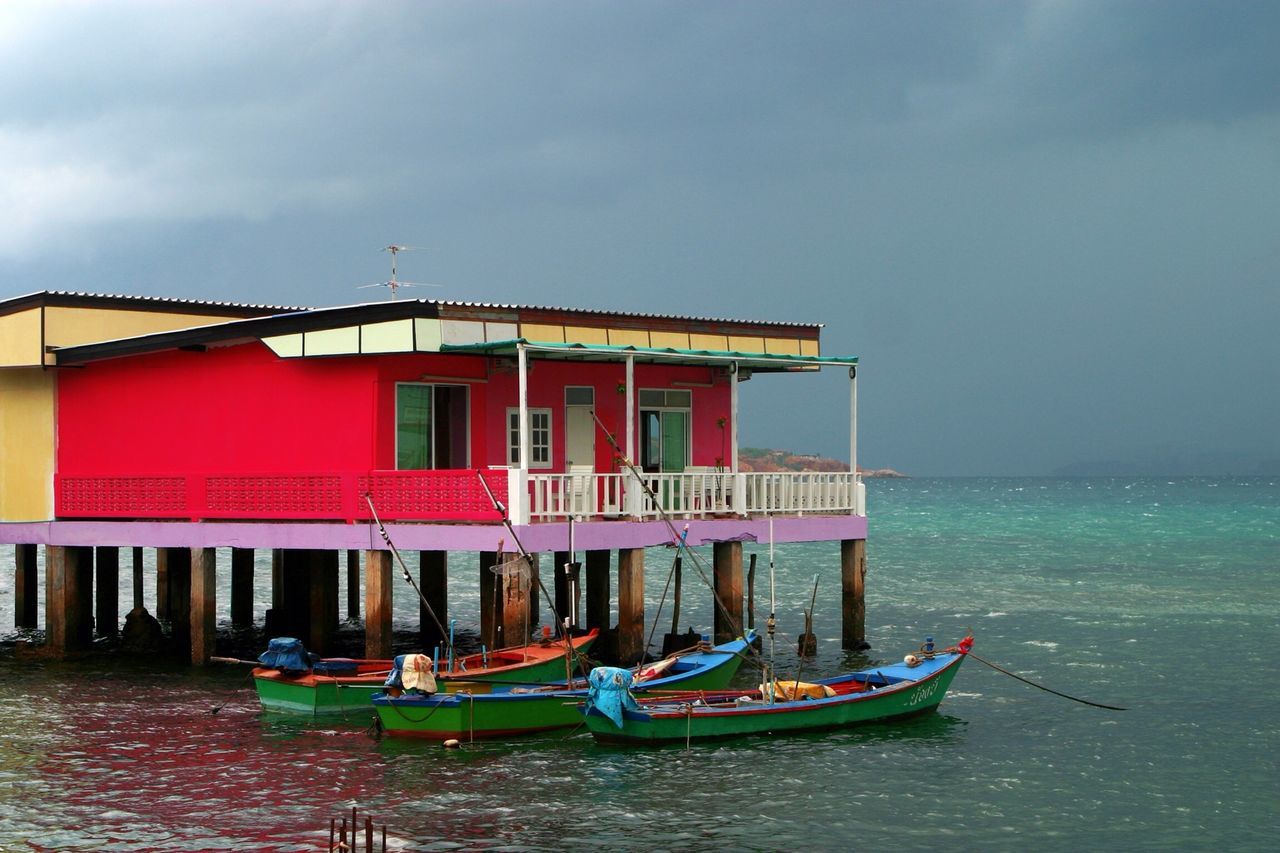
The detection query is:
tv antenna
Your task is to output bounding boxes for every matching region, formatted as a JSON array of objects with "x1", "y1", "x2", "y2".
[{"x1": 357, "y1": 244, "x2": 442, "y2": 299}]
